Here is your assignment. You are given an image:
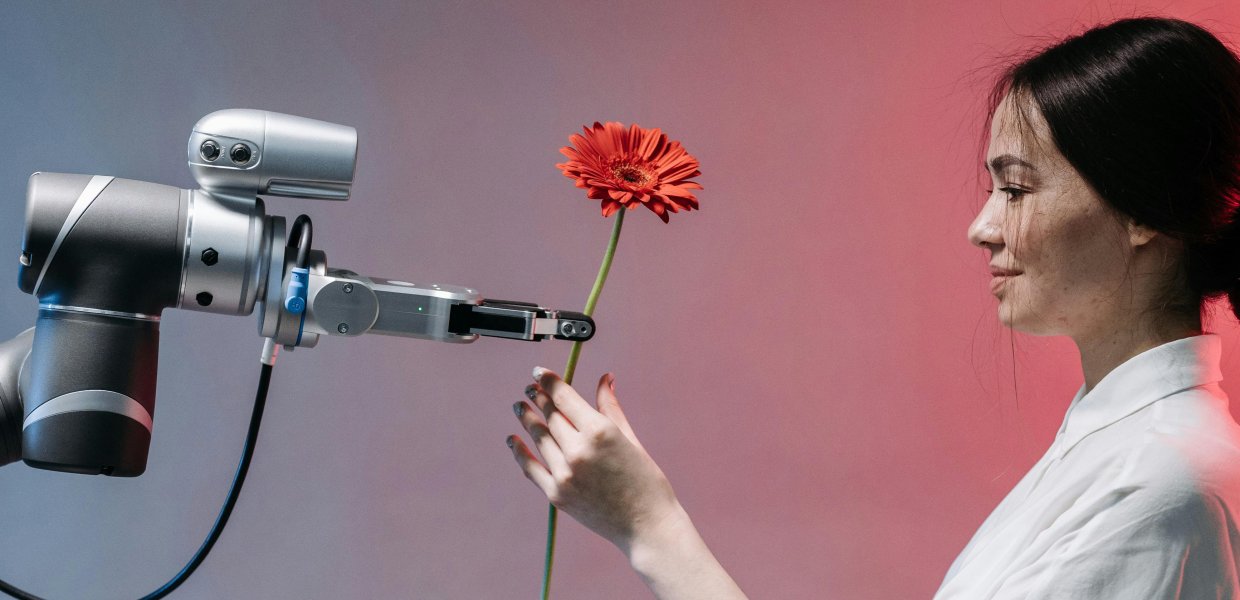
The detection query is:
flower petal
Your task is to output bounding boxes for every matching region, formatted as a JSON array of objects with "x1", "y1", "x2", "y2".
[
  {"x1": 608, "y1": 188, "x2": 633, "y2": 203},
  {"x1": 658, "y1": 161, "x2": 700, "y2": 181},
  {"x1": 651, "y1": 202, "x2": 671, "y2": 223}
]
